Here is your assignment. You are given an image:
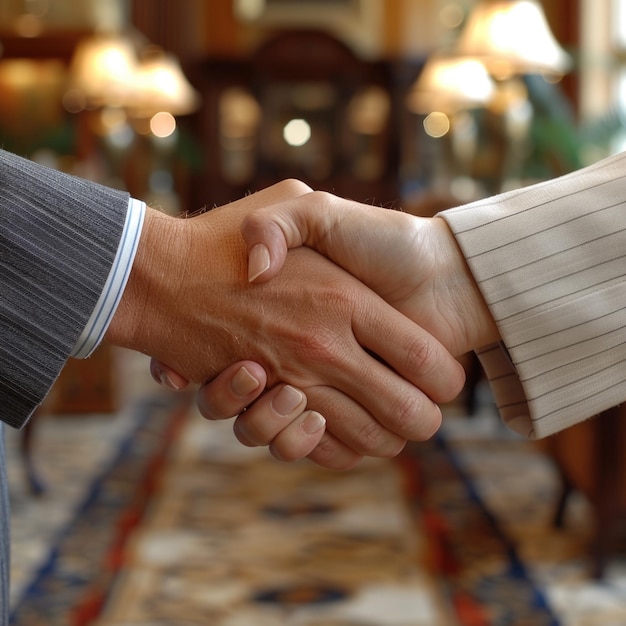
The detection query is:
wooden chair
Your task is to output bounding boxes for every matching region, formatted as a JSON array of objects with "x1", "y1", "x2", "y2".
[{"x1": 544, "y1": 405, "x2": 626, "y2": 578}]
